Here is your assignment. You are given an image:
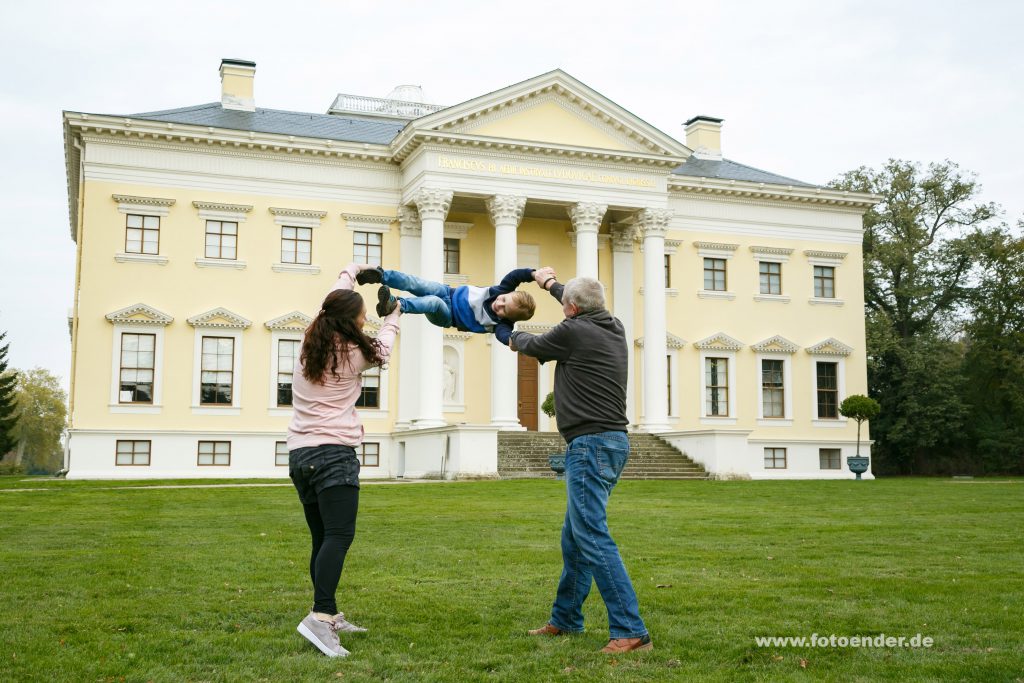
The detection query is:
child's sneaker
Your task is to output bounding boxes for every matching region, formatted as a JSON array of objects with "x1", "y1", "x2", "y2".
[
  {"x1": 297, "y1": 612, "x2": 350, "y2": 657},
  {"x1": 356, "y1": 266, "x2": 384, "y2": 285},
  {"x1": 332, "y1": 612, "x2": 368, "y2": 633},
  {"x1": 376, "y1": 286, "x2": 398, "y2": 317}
]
